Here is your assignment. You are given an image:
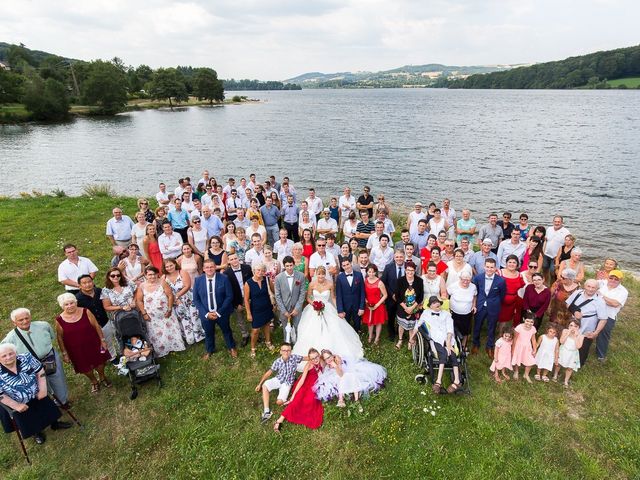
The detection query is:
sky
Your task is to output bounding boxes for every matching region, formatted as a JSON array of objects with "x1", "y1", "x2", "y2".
[{"x1": 1, "y1": 0, "x2": 638, "y2": 80}]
